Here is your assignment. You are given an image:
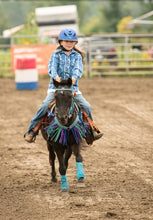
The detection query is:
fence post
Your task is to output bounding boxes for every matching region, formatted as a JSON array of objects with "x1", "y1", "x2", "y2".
[
  {"x1": 125, "y1": 35, "x2": 129, "y2": 74},
  {"x1": 88, "y1": 38, "x2": 92, "y2": 77},
  {"x1": 10, "y1": 36, "x2": 14, "y2": 46}
]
